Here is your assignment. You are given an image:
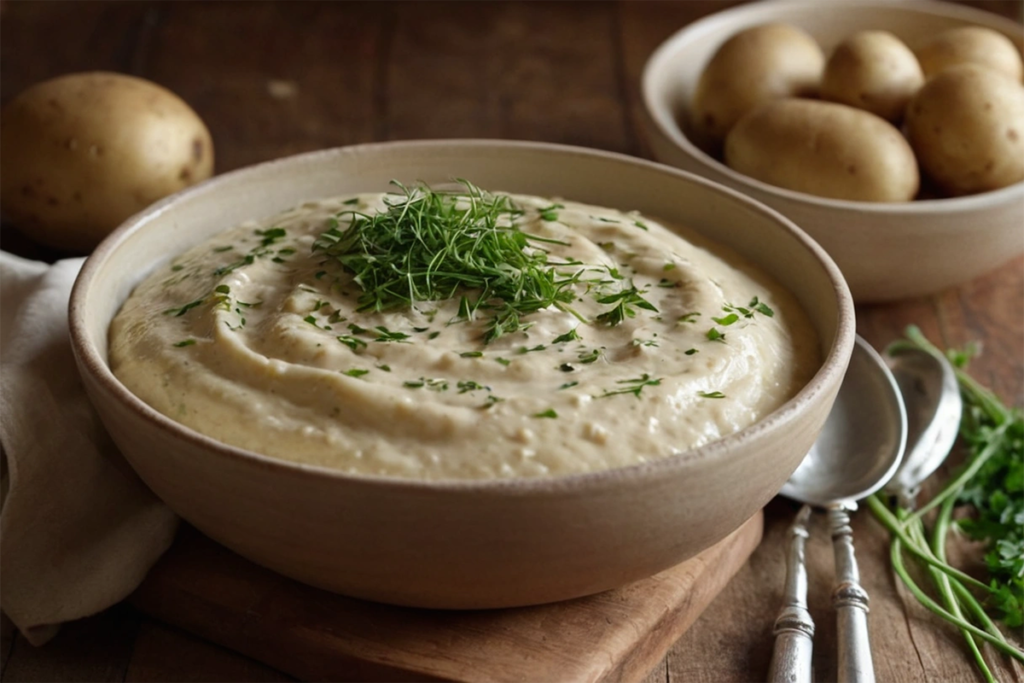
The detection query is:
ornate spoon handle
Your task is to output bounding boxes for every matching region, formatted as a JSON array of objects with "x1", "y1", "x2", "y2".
[
  {"x1": 768, "y1": 505, "x2": 815, "y2": 683},
  {"x1": 830, "y1": 504, "x2": 875, "y2": 683}
]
